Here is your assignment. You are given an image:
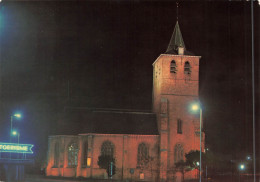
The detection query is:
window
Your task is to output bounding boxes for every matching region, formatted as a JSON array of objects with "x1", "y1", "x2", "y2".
[
  {"x1": 174, "y1": 144, "x2": 184, "y2": 163},
  {"x1": 68, "y1": 142, "x2": 78, "y2": 167},
  {"x1": 177, "y1": 119, "x2": 182, "y2": 134},
  {"x1": 184, "y1": 61, "x2": 191, "y2": 74},
  {"x1": 82, "y1": 141, "x2": 88, "y2": 166},
  {"x1": 101, "y1": 141, "x2": 114, "y2": 157},
  {"x1": 137, "y1": 143, "x2": 149, "y2": 167},
  {"x1": 170, "y1": 60, "x2": 177, "y2": 73},
  {"x1": 53, "y1": 142, "x2": 59, "y2": 167}
]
